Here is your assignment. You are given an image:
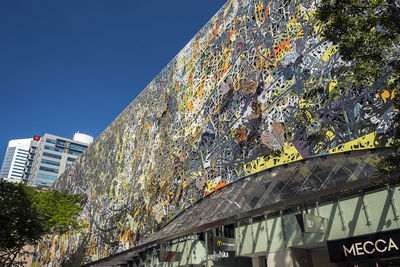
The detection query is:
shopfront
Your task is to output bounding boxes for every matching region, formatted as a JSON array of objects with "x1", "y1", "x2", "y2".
[
  {"x1": 327, "y1": 229, "x2": 400, "y2": 267},
  {"x1": 233, "y1": 184, "x2": 400, "y2": 267}
]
